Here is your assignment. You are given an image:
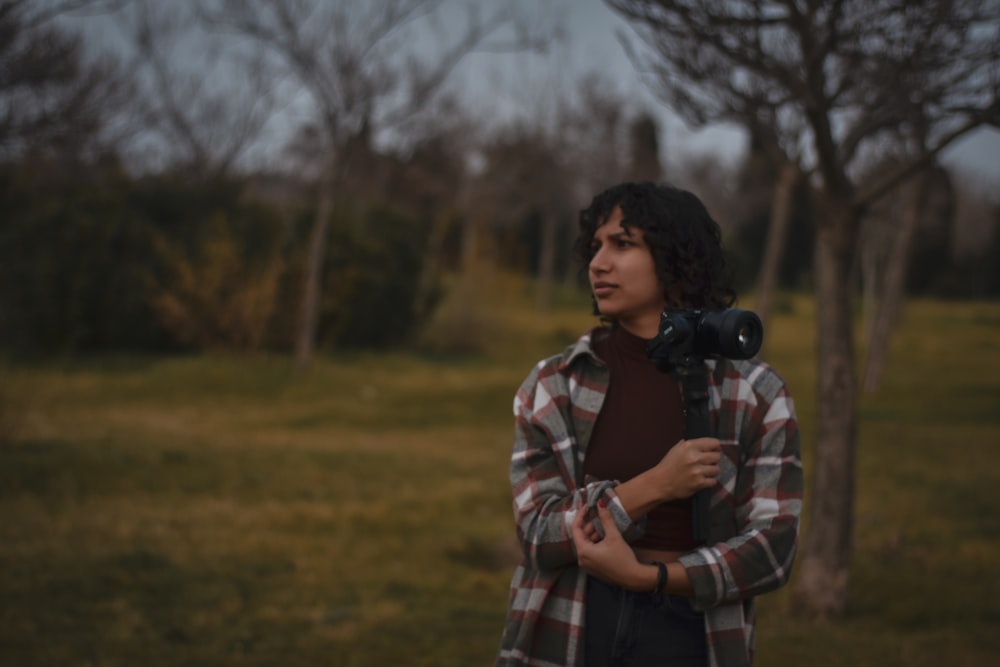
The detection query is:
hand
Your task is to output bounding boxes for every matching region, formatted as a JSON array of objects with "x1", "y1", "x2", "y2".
[
  {"x1": 572, "y1": 504, "x2": 649, "y2": 591},
  {"x1": 650, "y1": 437, "x2": 722, "y2": 502}
]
